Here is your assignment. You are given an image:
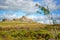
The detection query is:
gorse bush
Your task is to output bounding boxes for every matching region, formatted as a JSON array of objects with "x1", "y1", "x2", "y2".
[{"x1": 0, "y1": 27, "x2": 59, "y2": 40}]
